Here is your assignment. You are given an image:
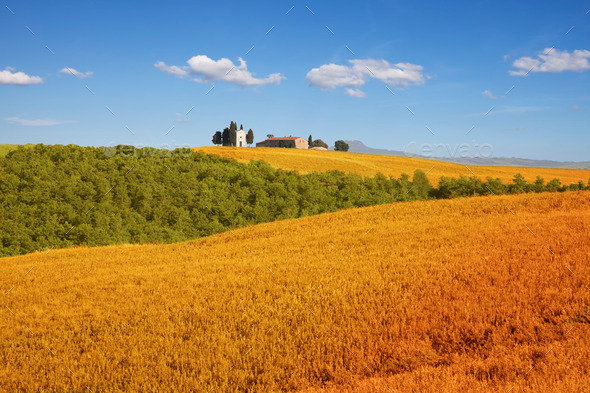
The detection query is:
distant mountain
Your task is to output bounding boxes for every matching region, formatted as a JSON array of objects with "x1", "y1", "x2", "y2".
[
  {"x1": 343, "y1": 140, "x2": 409, "y2": 157},
  {"x1": 344, "y1": 140, "x2": 590, "y2": 169}
]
